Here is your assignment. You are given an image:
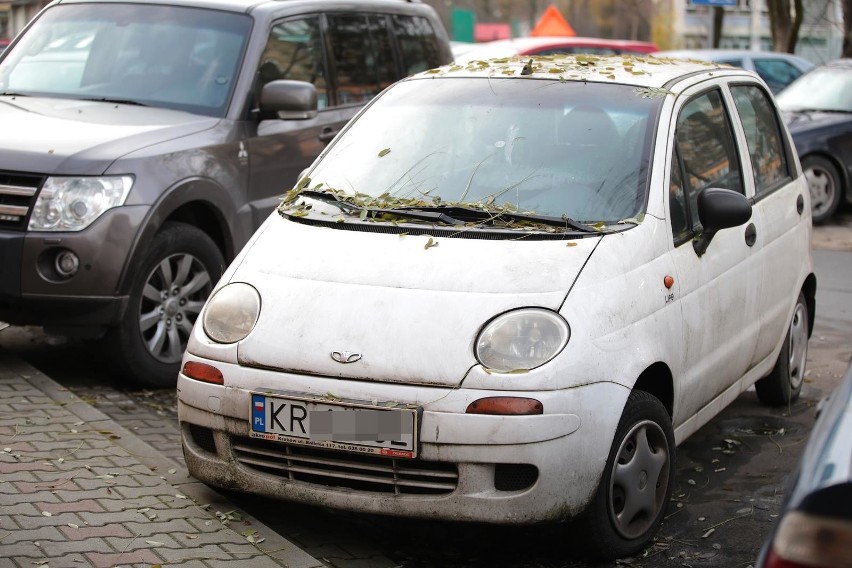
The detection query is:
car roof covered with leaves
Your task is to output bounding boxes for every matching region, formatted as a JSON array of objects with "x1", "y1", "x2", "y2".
[{"x1": 416, "y1": 53, "x2": 736, "y2": 90}]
